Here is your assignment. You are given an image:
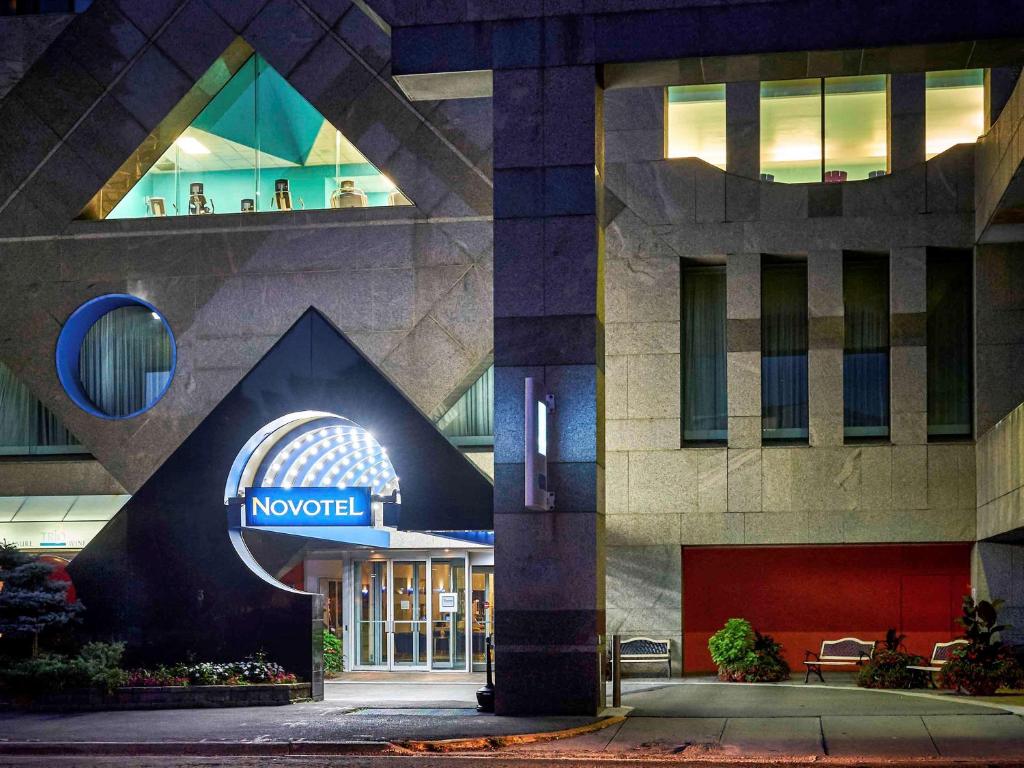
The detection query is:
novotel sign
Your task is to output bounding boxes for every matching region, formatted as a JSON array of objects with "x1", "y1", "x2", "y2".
[{"x1": 244, "y1": 486, "x2": 372, "y2": 527}]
